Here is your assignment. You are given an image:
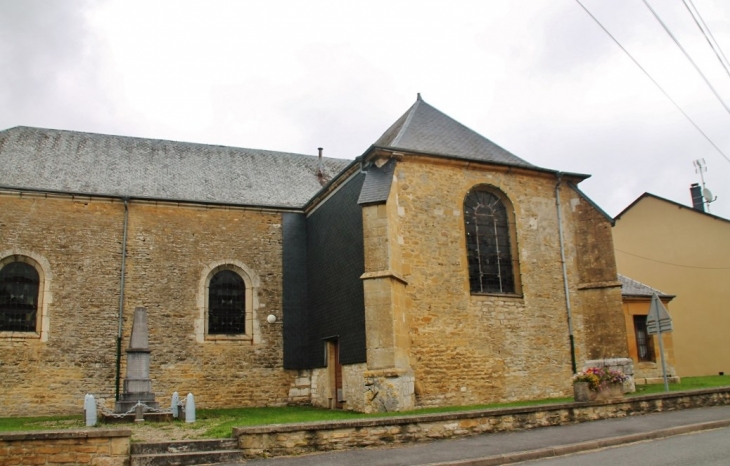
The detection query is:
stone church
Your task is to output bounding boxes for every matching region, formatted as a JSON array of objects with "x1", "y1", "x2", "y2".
[{"x1": 0, "y1": 96, "x2": 628, "y2": 416}]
